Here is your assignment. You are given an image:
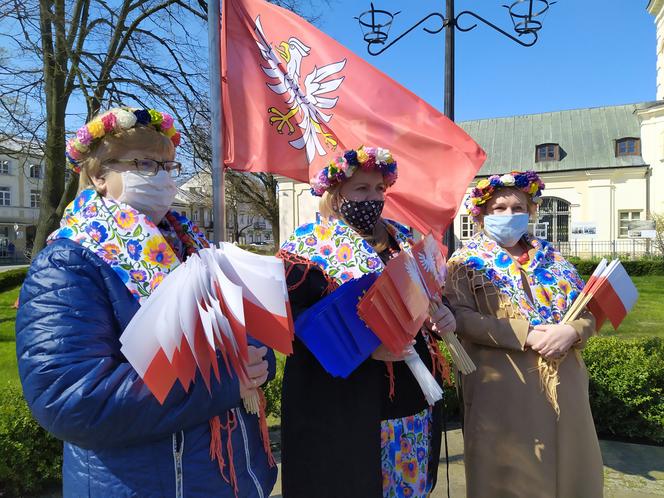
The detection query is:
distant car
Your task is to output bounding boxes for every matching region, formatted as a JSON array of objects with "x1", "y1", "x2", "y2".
[{"x1": 250, "y1": 241, "x2": 269, "y2": 246}]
